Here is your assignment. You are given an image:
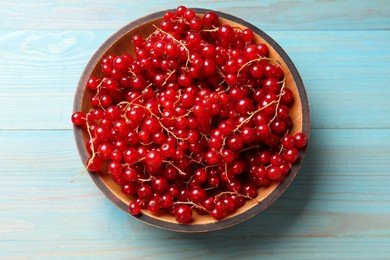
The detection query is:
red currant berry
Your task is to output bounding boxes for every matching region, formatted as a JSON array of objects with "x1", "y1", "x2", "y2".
[
  {"x1": 267, "y1": 166, "x2": 283, "y2": 181},
  {"x1": 128, "y1": 201, "x2": 141, "y2": 216},
  {"x1": 281, "y1": 135, "x2": 295, "y2": 149},
  {"x1": 293, "y1": 132, "x2": 308, "y2": 148},
  {"x1": 281, "y1": 88, "x2": 294, "y2": 105},
  {"x1": 122, "y1": 183, "x2": 138, "y2": 196},
  {"x1": 108, "y1": 160, "x2": 123, "y2": 176},
  {"x1": 145, "y1": 150, "x2": 163, "y2": 169},
  {"x1": 256, "y1": 43, "x2": 269, "y2": 57},
  {"x1": 147, "y1": 197, "x2": 161, "y2": 213},
  {"x1": 175, "y1": 205, "x2": 193, "y2": 224},
  {"x1": 284, "y1": 148, "x2": 299, "y2": 163},
  {"x1": 123, "y1": 167, "x2": 139, "y2": 182},
  {"x1": 71, "y1": 111, "x2": 86, "y2": 126},
  {"x1": 241, "y1": 183, "x2": 258, "y2": 198},
  {"x1": 137, "y1": 184, "x2": 153, "y2": 200},
  {"x1": 205, "y1": 150, "x2": 219, "y2": 165},
  {"x1": 227, "y1": 135, "x2": 244, "y2": 151},
  {"x1": 203, "y1": 11, "x2": 219, "y2": 28},
  {"x1": 87, "y1": 77, "x2": 100, "y2": 90},
  {"x1": 86, "y1": 156, "x2": 102, "y2": 172},
  {"x1": 152, "y1": 176, "x2": 169, "y2": 194},
  {"x1": 176, "y1": 6, "x2": 187, "y2": 16},
  {"x1": 210, "y1": 207, "x2": 225, "y2": 220},
  {"x1": 242, "y1": 28, "x2": 254, "y2": 42},
  {"x1": 97, "y1": 143, "x2": 114, "y2": 160},
  {"x1": 189, "y1": 187, "x2": 207, "y2": 203},
  {"x1": 159, "y1": 194, "x2": 172, "y2": 209},
  {"x1": 270, "y1": 153, "x2": 285, "y2": 166},
  {"x1": 227, "y1": 180, "x2": 242, "y2": 192},
  {"x1": 189, "y1": 16, "x2": 203, "y2": 31}
]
